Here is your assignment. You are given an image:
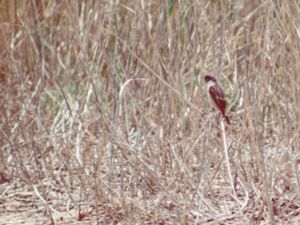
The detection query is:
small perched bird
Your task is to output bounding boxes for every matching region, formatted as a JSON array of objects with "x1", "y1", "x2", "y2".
[{"x1": 204, "y1": 75, "x2": 230, "y2": 124}]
